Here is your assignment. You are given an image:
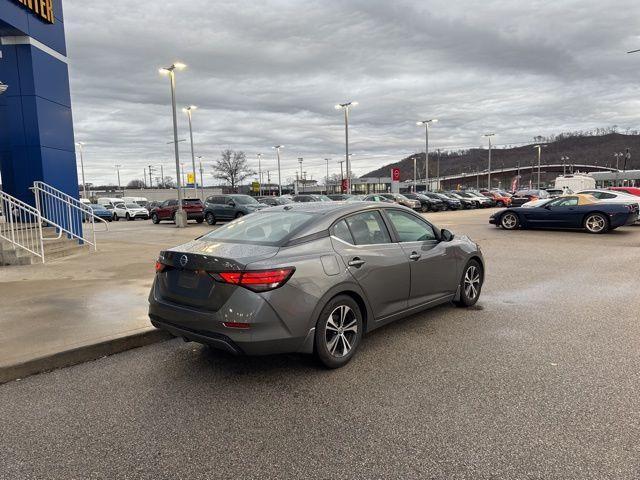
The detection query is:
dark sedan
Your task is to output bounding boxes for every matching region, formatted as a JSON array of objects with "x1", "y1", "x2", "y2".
[
  {"x1": 403, "y1": 193, "x2": 445, "y2": 212},
  {"x1": 510, "y1": 189, "x2": 550, "y2": 207},
  {"x1": 150, "y1": 202, "x2": 484, "y2": 368},
  {"x1": 490, "y1": 194, "x2": 639, "y2": 234}
]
